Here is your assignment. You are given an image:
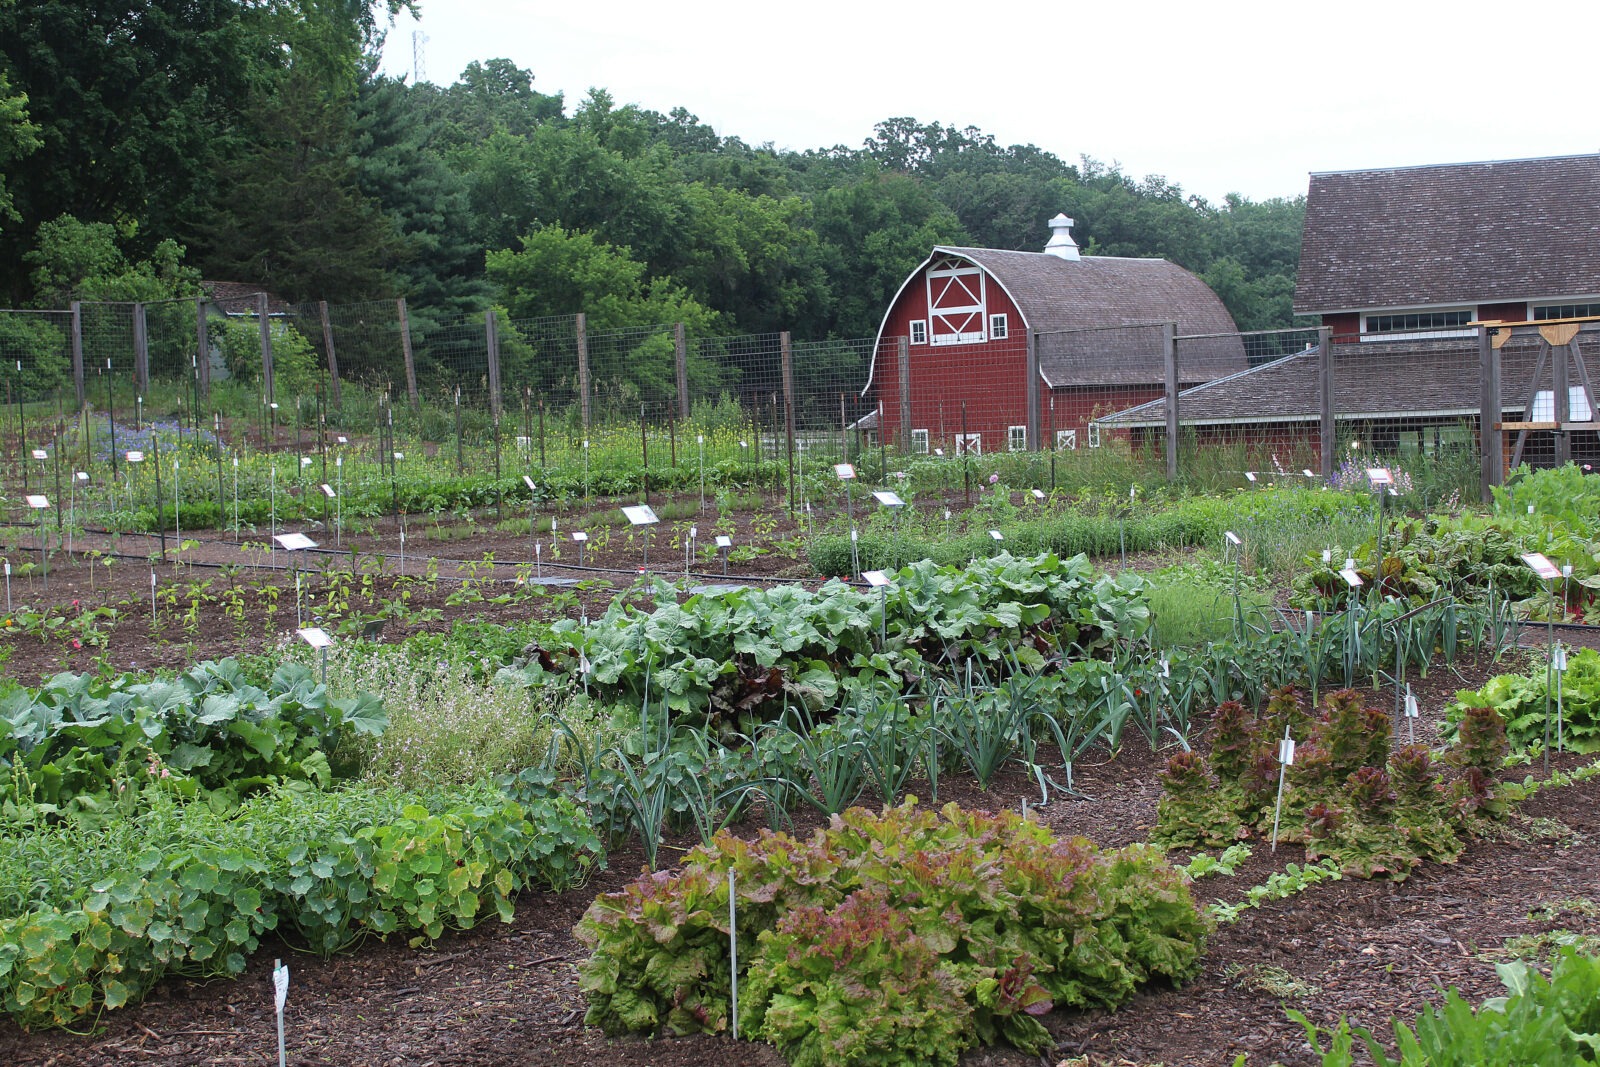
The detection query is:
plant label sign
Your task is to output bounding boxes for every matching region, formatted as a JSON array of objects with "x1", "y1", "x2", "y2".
[
  {"x1": 716, "y1": 535, "x2": 733, "y2": 549},
  {"x1": 273, "y1": 532, "x2": 317, "y2": 551},
  {"x1": 1031, "y1": 489, "x2": 1046, "y2": 500},
  {"x1": 126, "y1": 450, "x2": 145, "y2": 463},
  {"x1": 1339, "y1": 567, "x2": 1363, "y2": 588},
  {"x1": 933, "y1": 447, "x2": 944, "y2": 456},
  {"x1": 622, "y1": 505, "x2": 659, "y2": 526},
  {"x1": 1322, "y1": 549, "x2": 1333, "y2": 563},
  {"x1": 1405, "y1": 690, "x2": 1419, "y2": 718},
  {"x1": 989, "y1": 529, "x2": 1004, "y2": 541},
  {"x1": 297, "y1": 627, "x2": 333, "y2": 649},
  {"x1": 1521, "y1": 552, "x2": 1562, "y2": 581},
  {"x1": 523, "y1": 475, "x2": 537, "y2": 492},
  {"x1": 1244, "y1": 471, "x2": 1257, "y2": 482},
  {"x1": 872, "y1": 490, "x2": 905, "y2": 507},
  {"x1": 572, "y1": 531, "x2": 588, "y2": 542},
  {"x1": 862, "y1": 570, "x2": 890, "y2": 588},
  {"x1": 75, "y1": 471, "x2": 88, "y2": 482},
  {"x1": 1224, "y1": 531, "x2": 1241, "y2": 546},
  {"x1": 1554, "y1": 645, "x2": 1568, "y2": 672},
  {"x1": 25, "y1": 495, "x2": 49, "y2": 509},
  {"x1": 1277, "y1": 738, "x2": 1296, "y2": 764},
  {"x1": 30, "y1": 449, "x2": 46, "y2": 460},
  {"x1": 1302, "y1": 468, "x2": 1316, "y2": 478},
  {"x1": 320, "y1": 484, "x2": 336, "y2": 498},
  {"x1": 833, "y1": 463, "x2": 856, "y2": 480},
  {"x1": 1365, "y1": 467, "x2": 1393, "y2": 486}
]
